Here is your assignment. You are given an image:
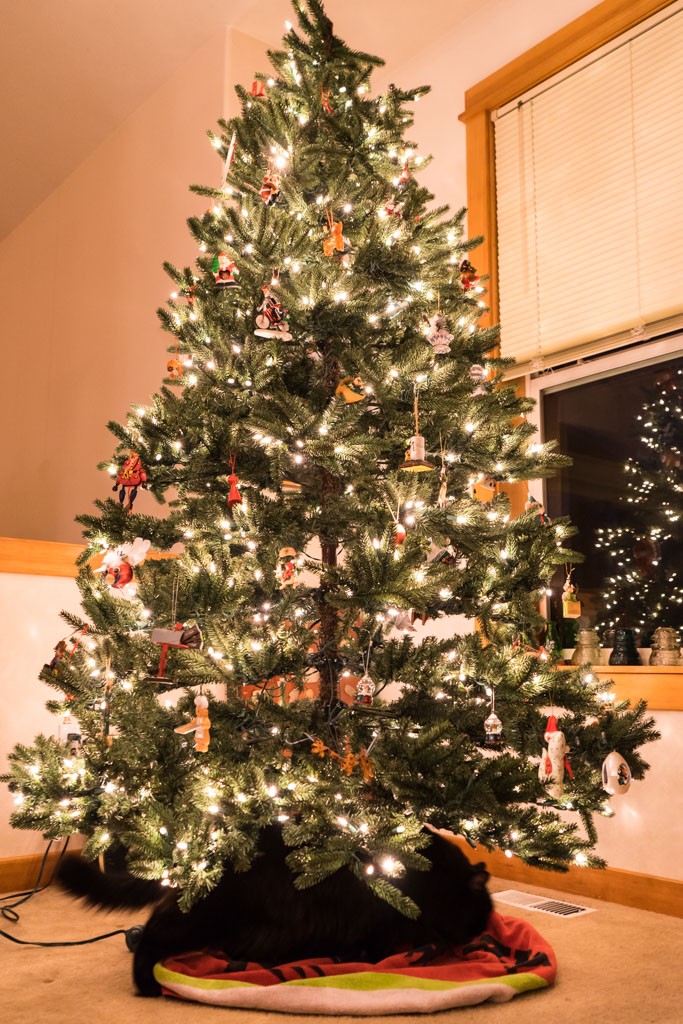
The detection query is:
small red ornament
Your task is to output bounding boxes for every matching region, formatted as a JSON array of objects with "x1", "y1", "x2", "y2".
[
  {"x1": 393, "y1": 522, "x2": 406, "y2": 545},
  {"x1": 459, "y1": 259, "x2": 480, "y2": 290},
  {"x1": 397, "y1": 163, "x2": 411, "y2": 190},
  {"x1": 250, "y1": 80, "x2": 267, "y2": 98},
  {"x1": 260, "y1": 164, "x2": 282, "y2": 206},
  {"x1": 254, "y1": 284, "x2": 292, "y2": 339},
  {"x1": 227, "y1": 459, "x2": 242, "y2": 508},
  {"x1": 321, "y1": 86, "x2": 333, "y2": 114},
  {"x1": 112, "y1": 451, "x2": 147, "y2": 511}
]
